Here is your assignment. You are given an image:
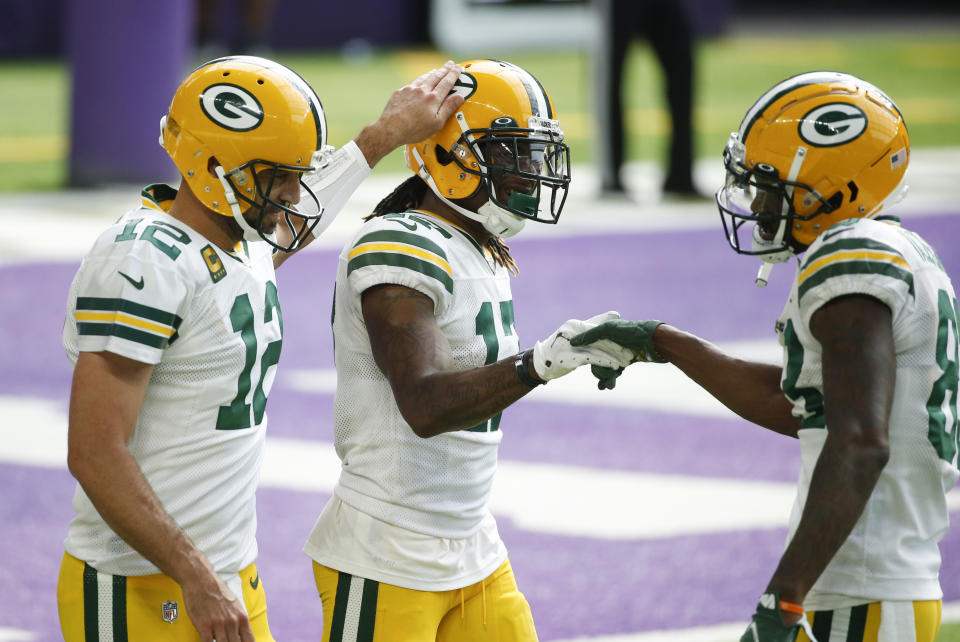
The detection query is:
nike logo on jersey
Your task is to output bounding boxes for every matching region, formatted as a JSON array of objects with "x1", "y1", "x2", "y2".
[
  {"x1": 250, "y1": 575, "x2": 260, "y2": 590},
  {"x1": 118, "y1": 271, "x2": 145, "y2": 290}
]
